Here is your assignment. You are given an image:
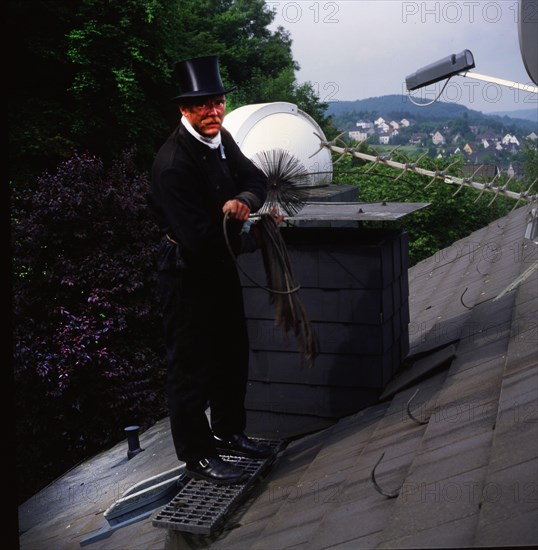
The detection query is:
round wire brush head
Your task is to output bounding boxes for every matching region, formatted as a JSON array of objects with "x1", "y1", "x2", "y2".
[{"x1": 253, "y1": 148, "x2": 311, "y2": 216}]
